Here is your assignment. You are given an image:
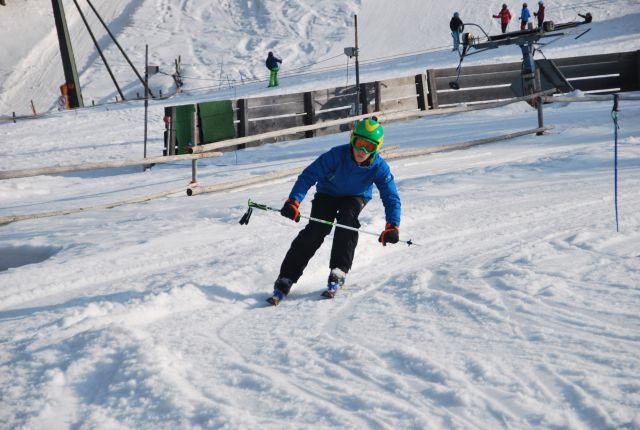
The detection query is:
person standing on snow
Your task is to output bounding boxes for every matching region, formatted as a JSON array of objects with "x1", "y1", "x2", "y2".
[
  {"x1": 519, "y1": 2, "x2": 531, "y2": 30},
  {"x1": 265, "y1": 51, "x2": 282, "y2": 87},
  {"x1": 449, "y1": 12, "x2": 464, "y2": 51},
  {"x1": 493, "y1": 4, "x2": 513, "y2": 34},
  {"x1": 534, "y1": 1, "x2": 545, "y2": 28},
  {"x1": 268, "y1": 118, "x2": 402, "y2": 305}
]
